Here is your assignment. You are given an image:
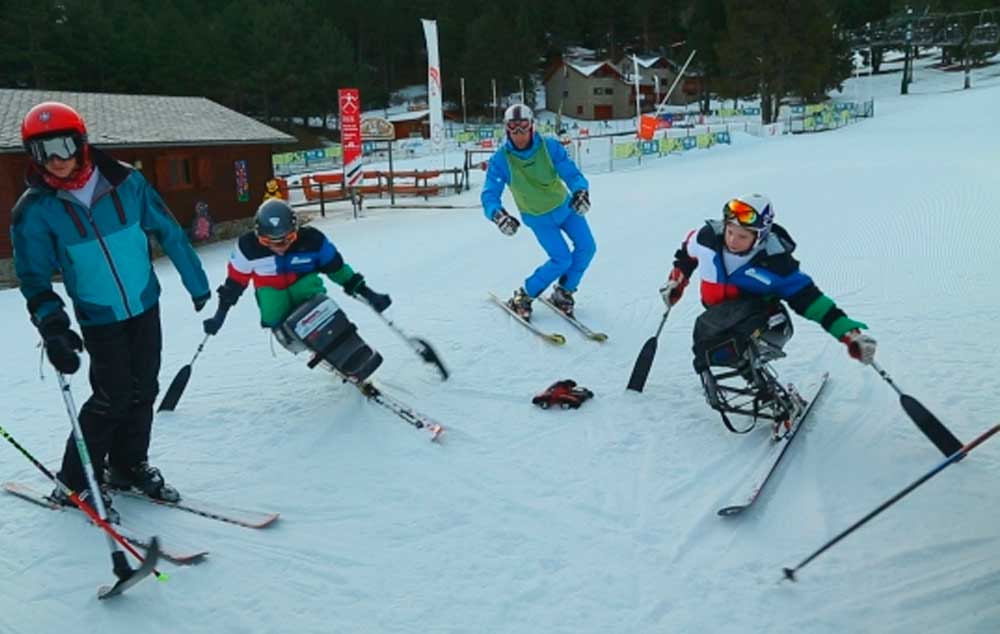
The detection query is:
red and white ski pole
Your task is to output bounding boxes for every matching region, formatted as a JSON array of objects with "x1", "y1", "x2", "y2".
[{"x1": 0, "y1": 424, "x2": 167, "y2": 582}]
